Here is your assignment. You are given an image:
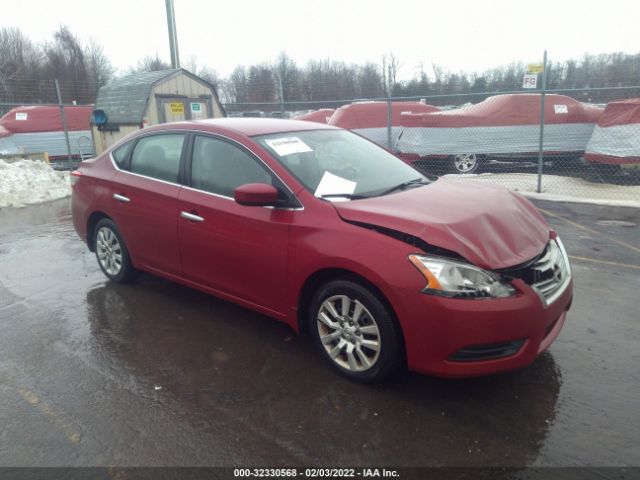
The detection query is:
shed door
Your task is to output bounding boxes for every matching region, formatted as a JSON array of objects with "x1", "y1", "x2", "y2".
[{"x1": 161, "y1": 99, "x2": 188, "y2": 122}]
